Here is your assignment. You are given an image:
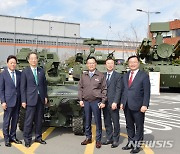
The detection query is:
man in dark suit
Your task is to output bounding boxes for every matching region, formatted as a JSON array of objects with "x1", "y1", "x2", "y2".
[
  {"x1": 0, "y1": 55, "x2": 22, "y2": 147},
  {"x1": 21, "y1": 52, "x2": 48, "y2": 147},
  {"x1": 78, "y1": 56, "x2": 107, "y2": 149},
  {"x1": 121, "y1": 55, "x2": 150, "y2": 153},
  {"x1": 102, "y1": 58, "x2": 122, "y2": 148}
]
